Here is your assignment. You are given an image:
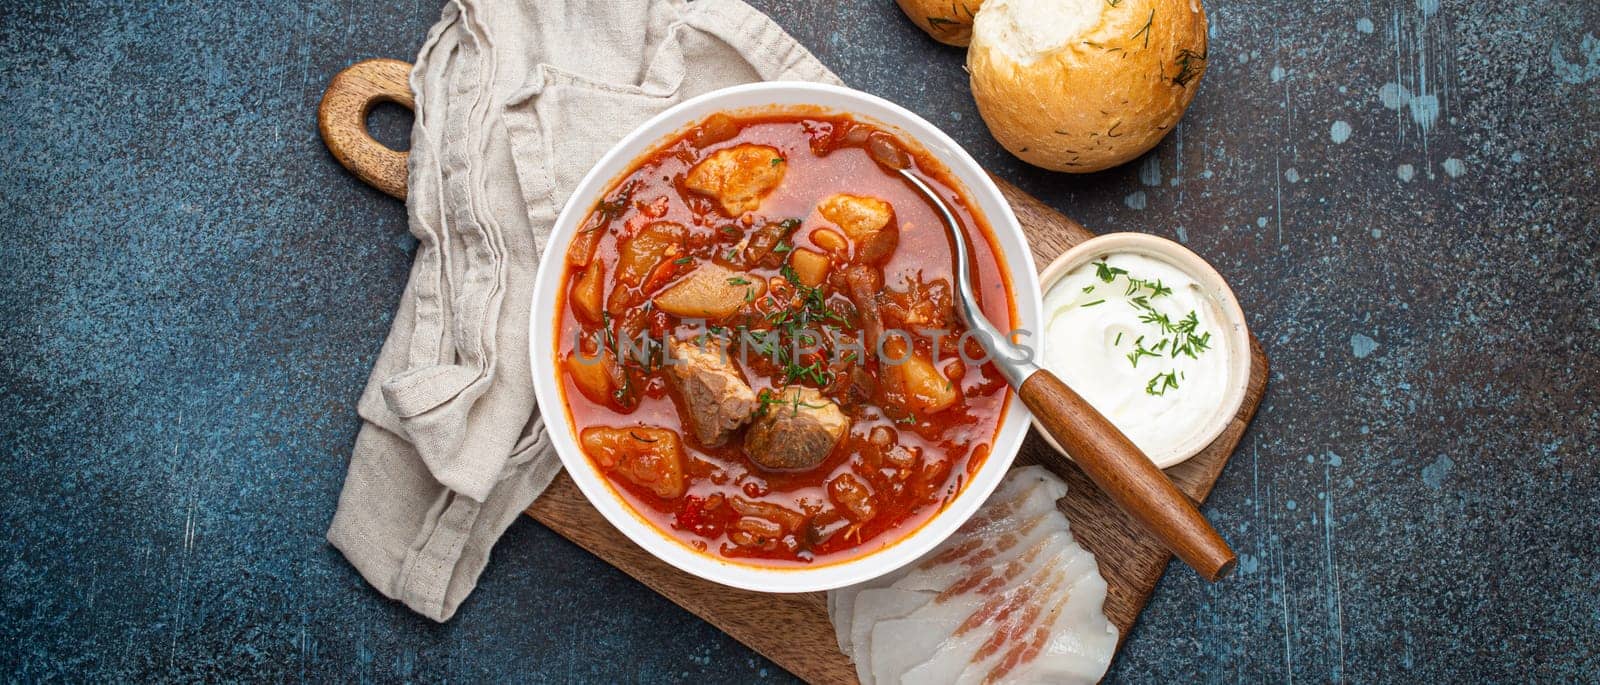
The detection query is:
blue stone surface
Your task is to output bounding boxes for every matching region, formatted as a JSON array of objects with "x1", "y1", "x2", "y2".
[{"x1": 2, "y1": 0, "x2": 1596, "y2": 681}]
